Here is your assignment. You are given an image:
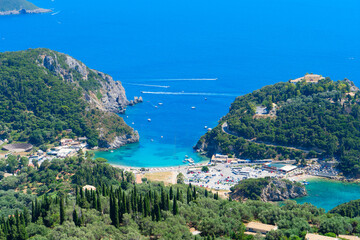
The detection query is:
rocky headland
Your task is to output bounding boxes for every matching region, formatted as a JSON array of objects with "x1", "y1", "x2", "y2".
[{"x1": 230, "y1": 178, "x2": 307, "y2": 202}]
